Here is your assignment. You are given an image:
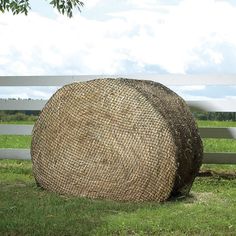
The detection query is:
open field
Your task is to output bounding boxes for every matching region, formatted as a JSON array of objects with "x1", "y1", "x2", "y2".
[
  {"x1": 197, "y1": 120, "x2": 236, "y2": 127},
  {"x1": 0, "y1": 135, "x2": 235, "y2": 153},
  {"x1": 0, "y1": 120, "x2": 236, "y2": 235},
  {"x1": 1, "y1": 120, "x2": 236, "y2": 153}
]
